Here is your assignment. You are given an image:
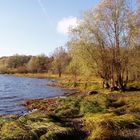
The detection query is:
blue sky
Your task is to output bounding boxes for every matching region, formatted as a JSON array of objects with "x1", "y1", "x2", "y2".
[{"x1": 0, "y1": 0, "x2": 99, "y2": 57}]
